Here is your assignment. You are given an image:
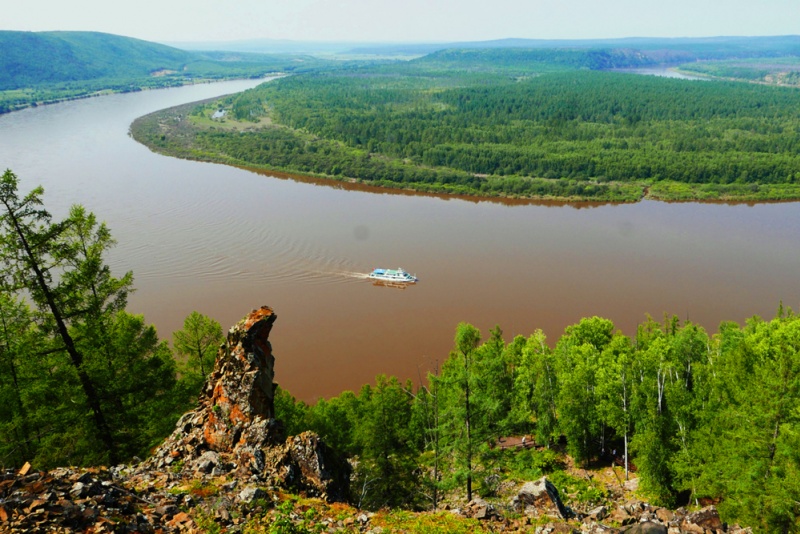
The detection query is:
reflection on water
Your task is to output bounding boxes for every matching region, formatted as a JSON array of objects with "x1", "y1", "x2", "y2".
[
  {"x1": 611, "y1": 67, "x2": 708, "y2": 81},
  {"x1": 1, "y1": 79, "x2": 799, "y2": 401},
  {"x1": 372, "y1": 280, "x2": 417, "y2": 290},
  {"x1": 238, "y1": 166, "x2": 615, "y2": 209}
]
